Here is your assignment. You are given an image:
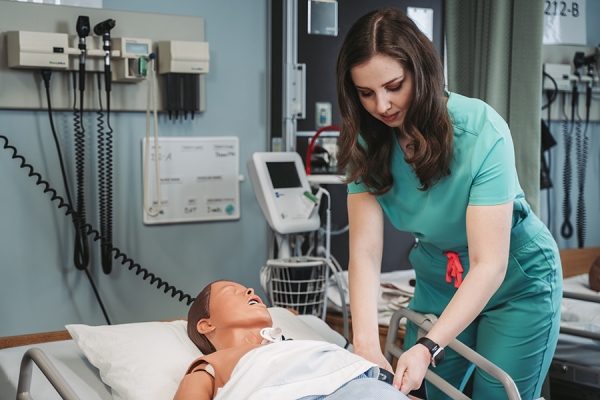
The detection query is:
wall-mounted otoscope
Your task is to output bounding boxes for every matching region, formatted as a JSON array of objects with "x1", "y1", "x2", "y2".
[
  {"x1": 76, "y1": 16, "x2": 90, "y2": 92},
  {"x1": 94, "y1": 18, "x2": 116, "y2": 93},
  {"x1": 583, "y1": 53, "x2": 598, "y2": 116},
  {"x1": 570, "y1": 51, "x2": 585, "y2": 122}
]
